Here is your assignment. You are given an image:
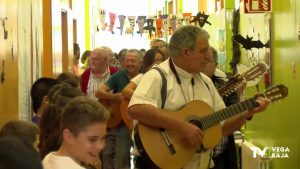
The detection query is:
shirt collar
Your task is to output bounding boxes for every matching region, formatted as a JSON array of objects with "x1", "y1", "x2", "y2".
[{"x1": 170, "y1": 58, "x2": 193, "y2": 80}]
